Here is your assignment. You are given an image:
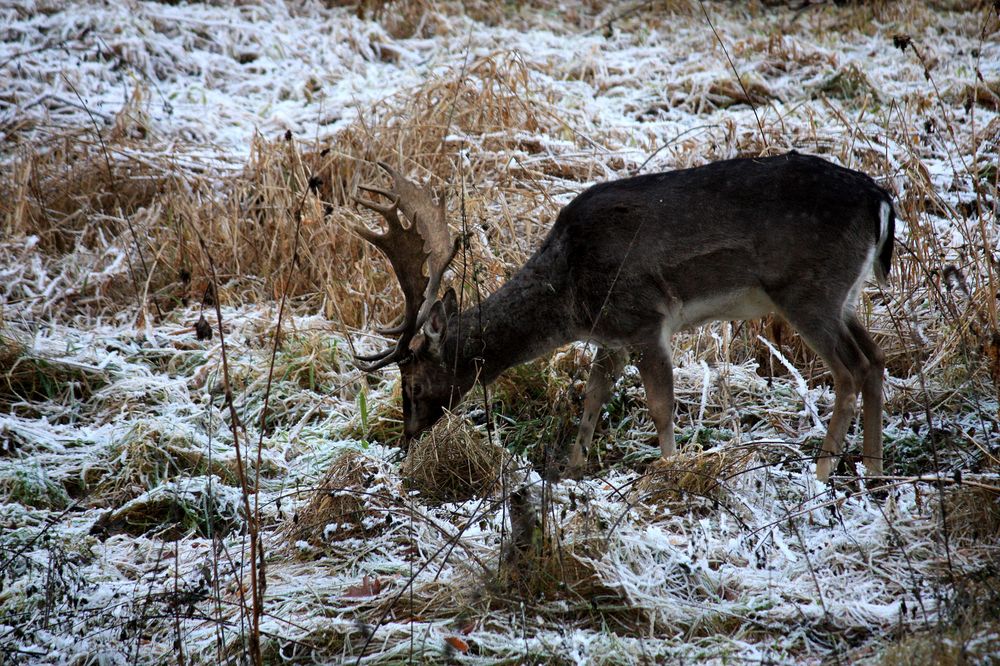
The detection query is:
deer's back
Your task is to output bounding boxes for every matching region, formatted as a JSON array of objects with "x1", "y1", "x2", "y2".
[{"x1": 536, "y1": 152, "x2": 892, "y2": 344}]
